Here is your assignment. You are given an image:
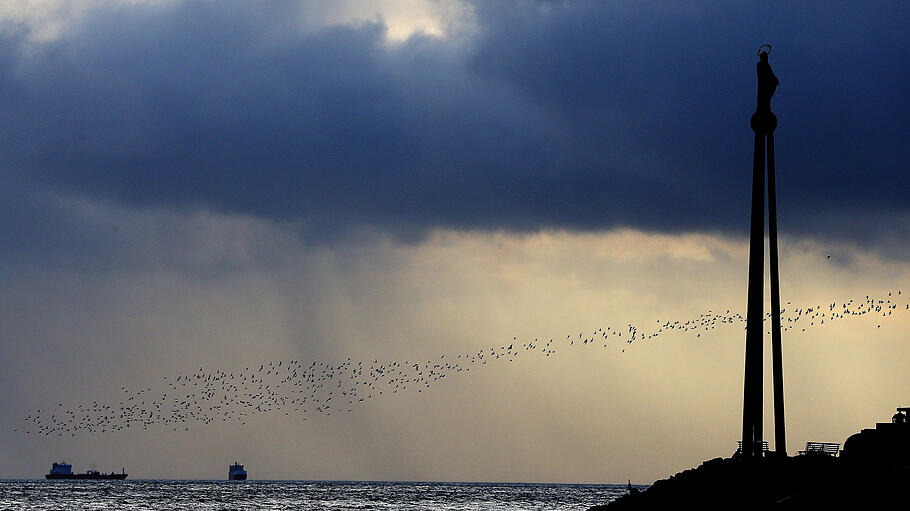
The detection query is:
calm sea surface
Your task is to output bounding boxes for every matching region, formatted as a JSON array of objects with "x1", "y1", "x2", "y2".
[{"x1": 0, "y1": 480, "x2": 635, "y2": 510}]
